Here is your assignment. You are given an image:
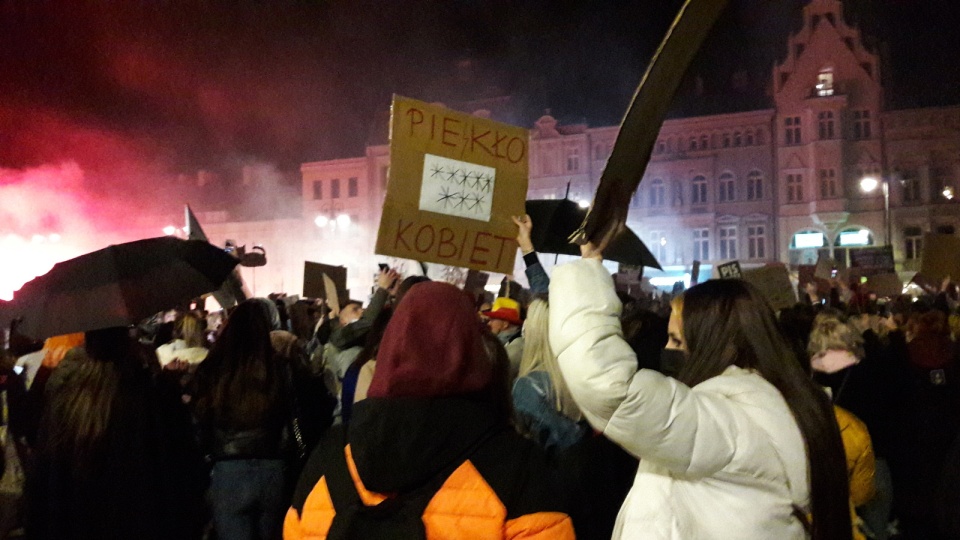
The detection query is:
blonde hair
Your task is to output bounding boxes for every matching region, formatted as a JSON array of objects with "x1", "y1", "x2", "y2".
[
  {"x1": 517, "y1": 298, "x2": 581, "y2": 421},
  {"x1": 808, "y1": 314, "x2": 865, "y2": 359},
  {"x1": 175, "y1": 313, "x2": 206, "y2": 348}
]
